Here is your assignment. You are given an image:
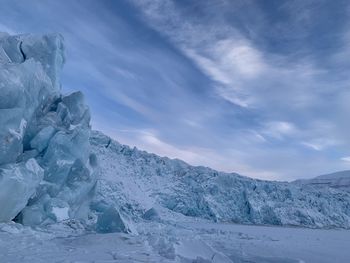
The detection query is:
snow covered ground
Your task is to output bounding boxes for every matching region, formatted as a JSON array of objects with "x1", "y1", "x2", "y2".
[{"x1": 1, "y1": 220, "x2": 349, "y2": 263}]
